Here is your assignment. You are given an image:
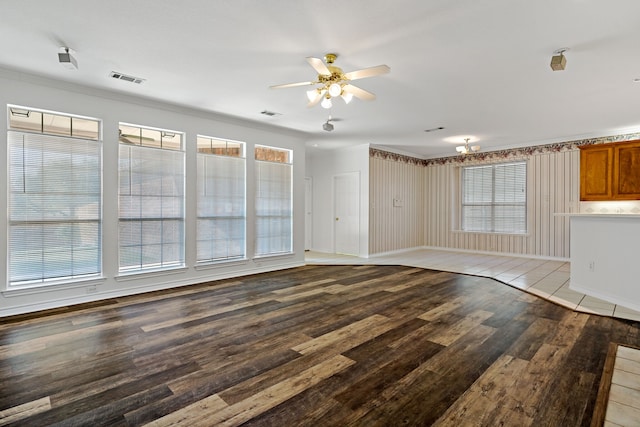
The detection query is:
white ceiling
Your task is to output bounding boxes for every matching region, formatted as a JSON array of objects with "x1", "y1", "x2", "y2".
[{"x1": 2, "y1": 0, "x2": 640, "y2": 158}]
